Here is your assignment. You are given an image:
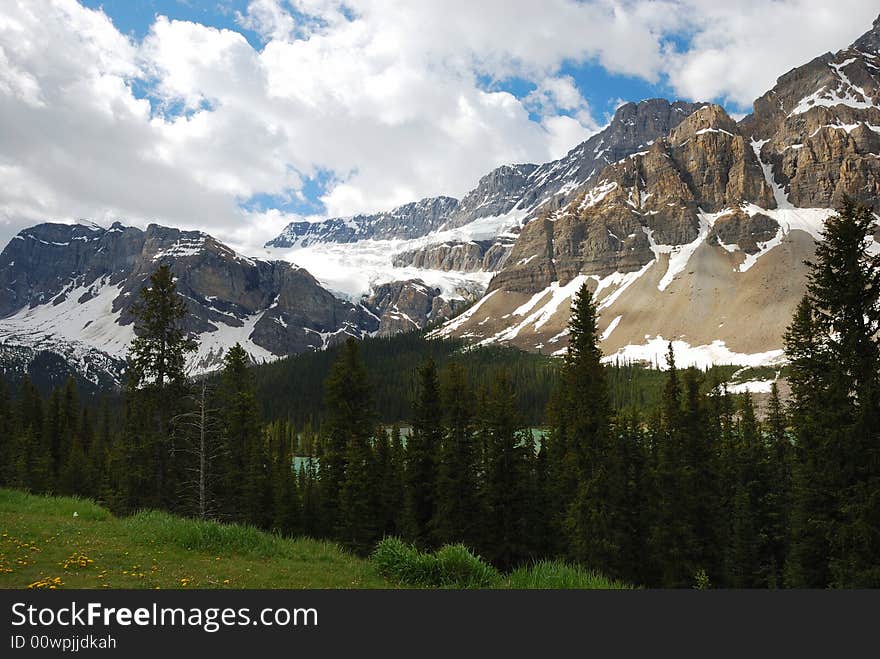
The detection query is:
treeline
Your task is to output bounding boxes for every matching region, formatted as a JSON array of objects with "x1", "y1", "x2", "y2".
[
  {"x1": 0, "y1": 202, "x2": 877, "y2": 587},
  {"x1": 243, "y1": 331, "x2": 743, "y2": 428},
  {"x1": 247, "y1": 332, "x2": 559, "y2": 427}
]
